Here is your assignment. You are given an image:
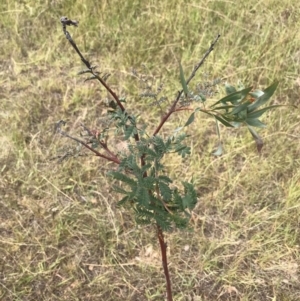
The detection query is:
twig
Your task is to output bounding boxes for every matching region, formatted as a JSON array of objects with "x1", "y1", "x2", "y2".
[
  {"x1": 57, "y1": 127, "x2": 120, "y2": 164},
  {"x1": 186, "y1": 34, "x2": 221, "y2": 85},
  {"x1": 60, "y1": 16, "x2": 125, "y2": 113},
  {"x1": 79, "y1": 122, "x2": 118, "y2": 159},
  {"x1": 153, "y1": 34, "x2": 220, "y2": 136}
]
